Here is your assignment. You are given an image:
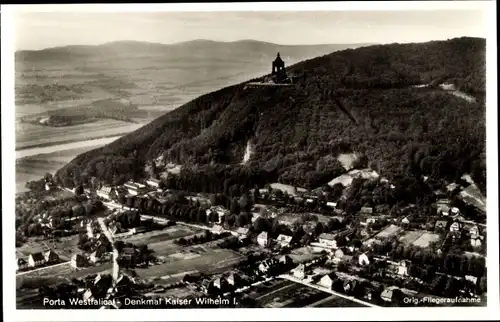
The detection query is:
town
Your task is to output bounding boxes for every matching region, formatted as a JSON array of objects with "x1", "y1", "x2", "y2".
[{"x1": 16, "y1": 165, "x2": 487, "y2": 309}]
